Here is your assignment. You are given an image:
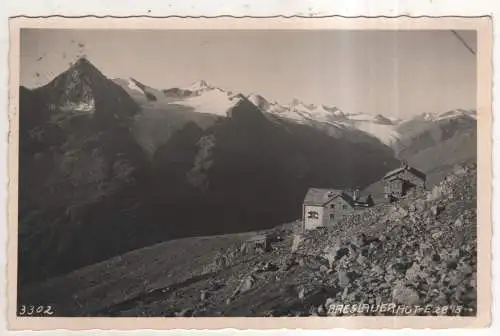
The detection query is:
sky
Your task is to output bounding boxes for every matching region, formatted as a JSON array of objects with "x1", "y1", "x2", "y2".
[{"x1": 20, "y1": 29, "x2": 477, "y2": 118}]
